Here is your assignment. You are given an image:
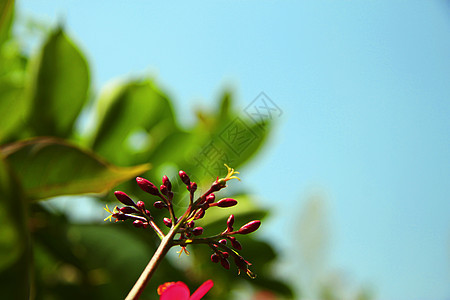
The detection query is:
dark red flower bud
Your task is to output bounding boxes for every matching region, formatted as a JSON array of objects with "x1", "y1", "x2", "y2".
[
  {"x1": 119, "y1": 206, "x2": 138, "y2": 214},
  {"x1": 163, "y1": 218, "x2": 172, "y2": 227},
  {"x1": 133, "y1": 220, "x2": 143, "y2": 228},
  {"x1": 228, "y1": 236, "x2": 242, "y2": 250},
  {"x1": 168, "y1": 191, "x2": 174, "y2": 200},
  {"x1": 210, "y1": 180, "x2": 223, "y2": 192},
  {"x1": 220, "y1": 258, "x2": 230, "y2": 270},
  {"x1": 114, "y1": 213, "x2": 128, "y2": 221},
  {"x1": 234, "y1": 255, "x2": 250, "y2": 271},
  {"x1": 206, "y1": 193, "x2": 215, "y2": 204},
  {"x1": 179, "y1": 170, "x2": 190, "y2": 186},
  {"x1": 194, "y1": 208, "x2": 205, "y2": 220},
  {"x1": 237, "y1": 220, "x2": 261, "y2": 234},
  {"x1": 189, "y1": 182, "x2": 197, "y2": 193},
  {"x1": 136, "y1": 201, "x2": 145, "y2": 211},
  {"x1": 153, "y1": 201, "x2": 167, "y2": 209},
  {"x1": 211, "y1": 253, "x2": 220, "y2": 263},
  {"x1": 218, "y1": 239, "x2": 227, "y2": 245},
  {"x1": 221, "y1": 252, "x2": 229, "y2": 259},
  {"x1": 217, "y1": 198, "x2": 237, "y2": 208},
  {"x1": 114, "y1": 191, "x2": 136, "y2": 207},
  {"x1": 162, "y1": 175, "x2": 172, "y2": 191},
  {"x1": 227, "y1": 214, "x2": 235, "y2": 232},
  {"x1": 192, "y1": 227, "x2": 204, "y2": 236},
  {"x1": 136, "y1": 177, "x2": 160, "y2": 196},
  {"x1": 187, "y1": 221, "x2": 195, "y2": 228},
  {"x1": 160, "y1": 184, "x2": 169, "y2": 196}
]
